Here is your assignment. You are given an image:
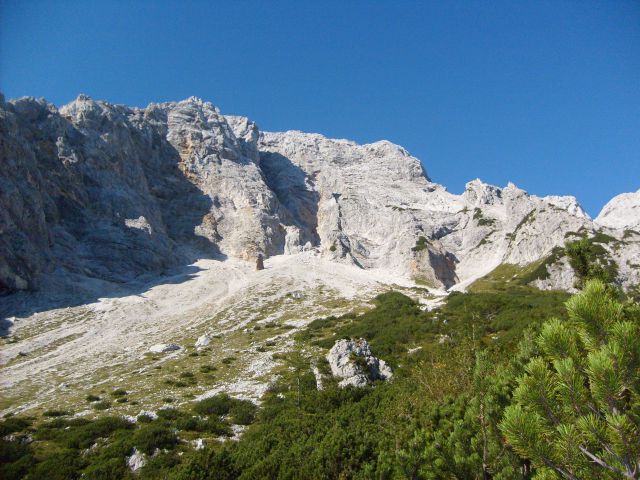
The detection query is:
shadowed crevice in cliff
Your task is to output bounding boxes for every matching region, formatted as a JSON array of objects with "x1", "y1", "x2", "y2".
[
  {"x1": 428, "y1": 250, "x2": 459, "y2": 289},
  {"x1": 259, "y1": 151, "x2": 321, "y2": 249}
]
